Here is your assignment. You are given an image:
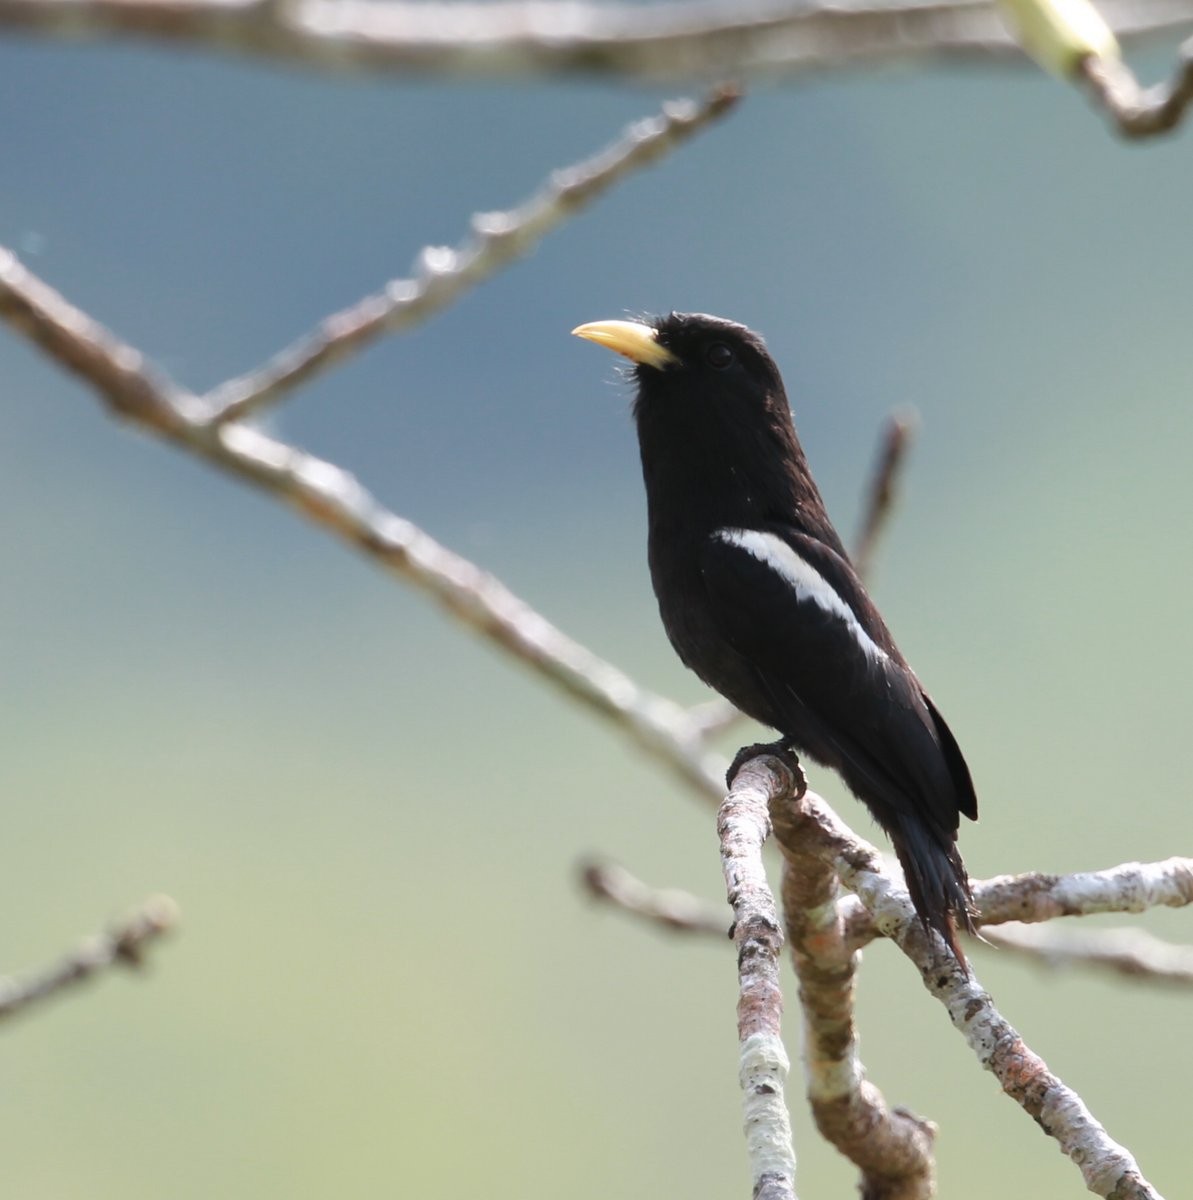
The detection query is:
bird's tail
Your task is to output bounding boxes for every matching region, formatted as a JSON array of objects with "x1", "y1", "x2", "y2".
[{"x1": 889, "y1": 812, "x2": 976, "y2": 969}]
